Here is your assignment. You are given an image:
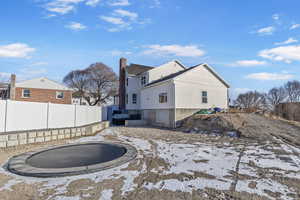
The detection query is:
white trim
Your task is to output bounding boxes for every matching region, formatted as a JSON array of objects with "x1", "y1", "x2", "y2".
[
  {"x1": 56, "y1": 91, "x2": 64, "y2": 99},
  {"x1": 22, "y1": 89, "x2": 31, "y2": 98}
]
